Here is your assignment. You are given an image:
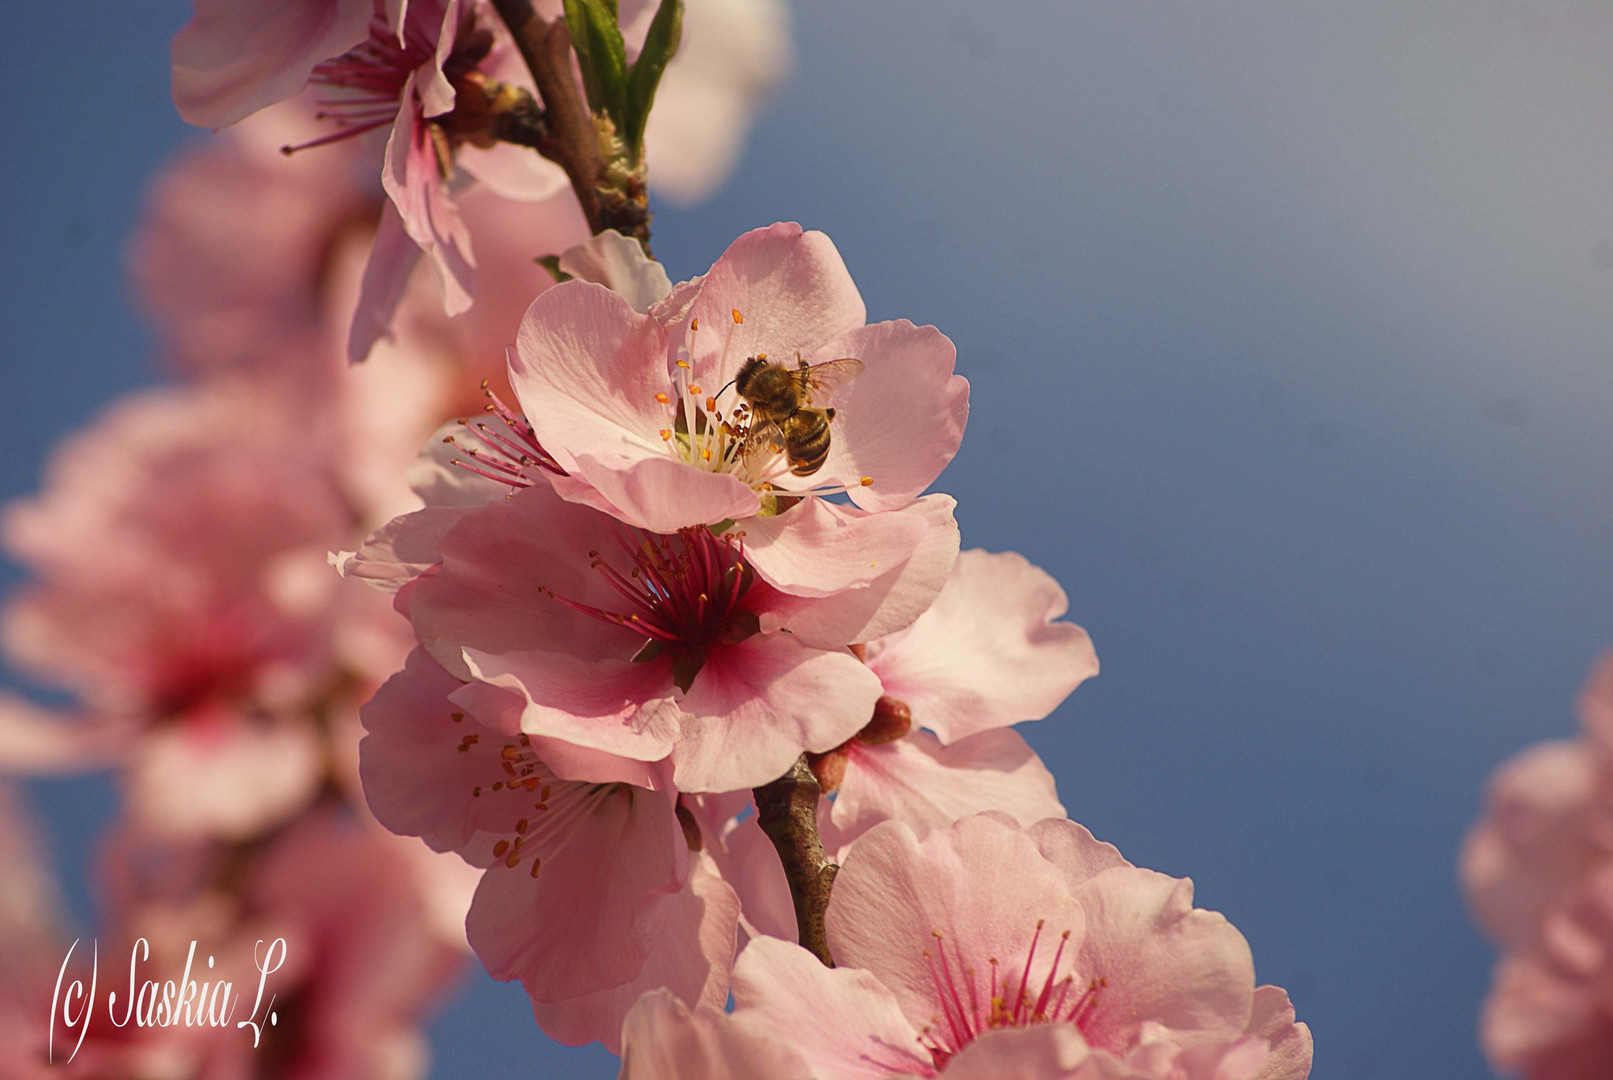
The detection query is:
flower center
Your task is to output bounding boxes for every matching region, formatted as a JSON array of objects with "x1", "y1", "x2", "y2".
[
  {"x1": 894, "y1": 921, "x2": 1106, "y2": 1075},
  {"x1": 540, "y1": 524, "x2": 757, "y2": 689},
  {"x1": 281, "y1": 5, "x2": 493, "y2": 156},
  {"x1": 653, "y1": 309, "x2": 872, "y2": 504},
  {"x1": 459, "y1": 726, "x2": 621, "y2": 879}
]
